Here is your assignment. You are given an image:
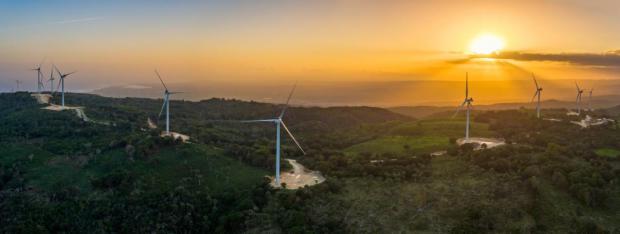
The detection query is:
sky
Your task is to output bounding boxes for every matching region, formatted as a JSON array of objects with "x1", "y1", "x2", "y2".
[{"x1": 1, "y1": 0, "x2": 619, "y2": 105}]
